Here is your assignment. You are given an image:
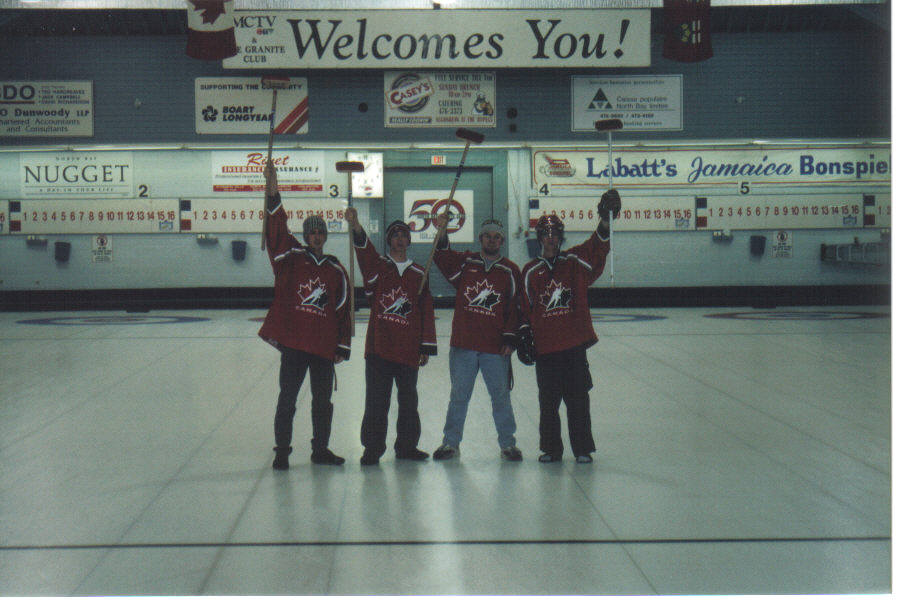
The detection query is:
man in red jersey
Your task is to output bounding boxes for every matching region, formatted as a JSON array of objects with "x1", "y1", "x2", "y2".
[
  {"x1": 430, "y1": 214, "x2": 524, "y2": 461},
  {"x1": 345, "y1": 206, "x2": 437, "y2": 466},
  {"x1": 259, "y1": 163, "x2": 351, "y2": 470},
  {"x1": 520, "y1": 189, "x2": 621, "y2": 464}
]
